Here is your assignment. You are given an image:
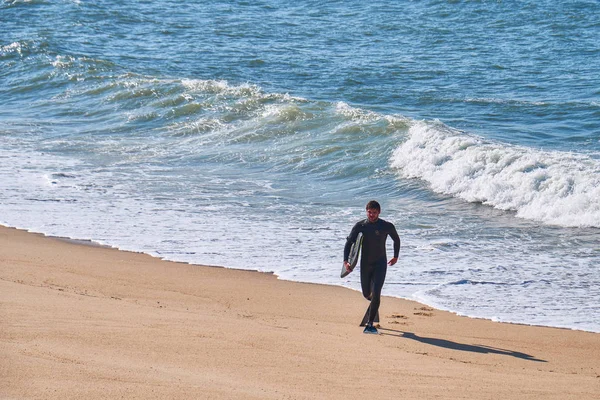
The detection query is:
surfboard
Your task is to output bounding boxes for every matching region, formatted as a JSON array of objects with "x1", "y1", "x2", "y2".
[{"x1": 341, "y1": 232, "x2": 363, "y2": 278}]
